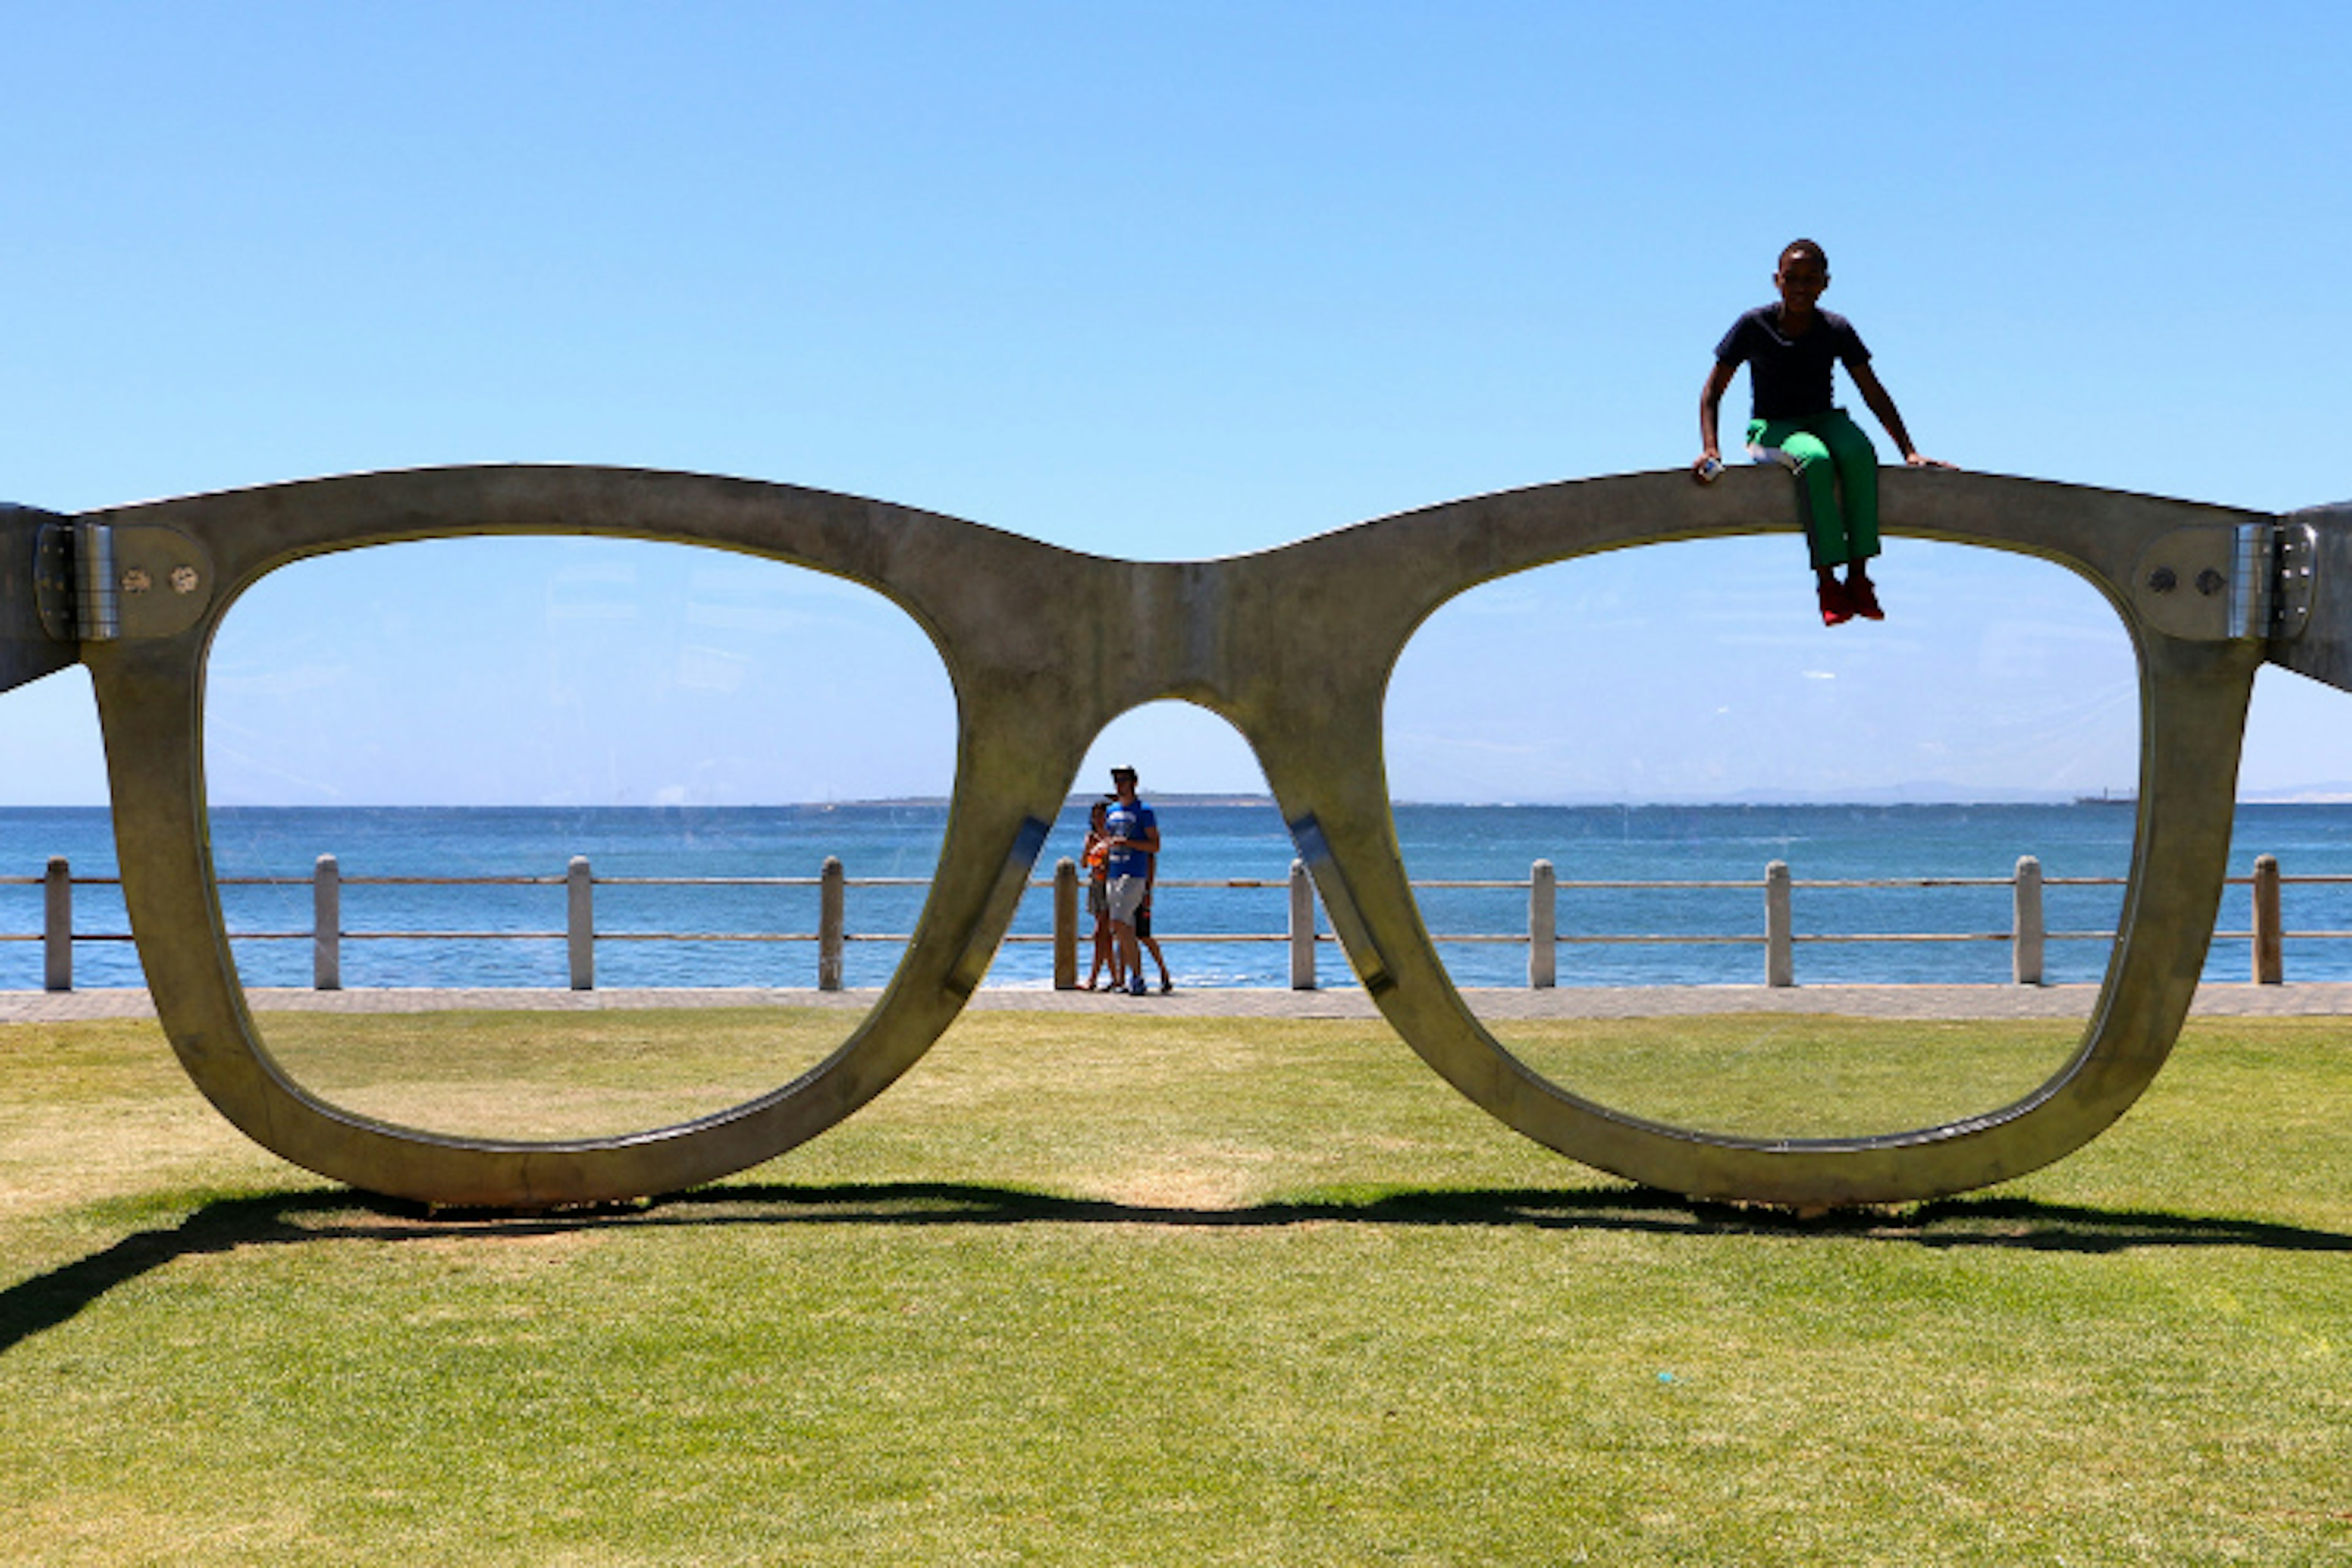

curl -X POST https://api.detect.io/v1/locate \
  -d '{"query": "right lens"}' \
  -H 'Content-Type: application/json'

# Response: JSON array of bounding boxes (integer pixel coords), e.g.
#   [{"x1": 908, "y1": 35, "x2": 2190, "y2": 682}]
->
[
  {"x1": 1384, "y1": 536, "x2": 2139, "y2": 1140},
  {"x1": 201, "y1": 535, "x2": 956, "y2": 1144}
]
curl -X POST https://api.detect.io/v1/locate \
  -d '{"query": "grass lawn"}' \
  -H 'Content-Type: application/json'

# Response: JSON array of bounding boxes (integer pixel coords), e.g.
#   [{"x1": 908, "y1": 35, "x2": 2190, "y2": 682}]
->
[{"x1": 1, "y1": 1006, "x2": 2346, "y2": 1564}]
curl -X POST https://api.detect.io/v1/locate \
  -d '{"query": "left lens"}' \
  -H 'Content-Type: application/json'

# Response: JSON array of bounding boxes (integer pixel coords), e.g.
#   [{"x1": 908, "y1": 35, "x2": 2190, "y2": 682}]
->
[{"x1": 202, "y1": 535, "x2": 957, "y2": 1143}]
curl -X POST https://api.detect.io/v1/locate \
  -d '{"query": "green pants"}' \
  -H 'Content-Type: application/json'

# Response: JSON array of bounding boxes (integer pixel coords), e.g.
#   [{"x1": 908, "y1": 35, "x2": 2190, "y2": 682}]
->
[{"x1": 1746, "y1": 409, "x2": 1880, "y2": 570}]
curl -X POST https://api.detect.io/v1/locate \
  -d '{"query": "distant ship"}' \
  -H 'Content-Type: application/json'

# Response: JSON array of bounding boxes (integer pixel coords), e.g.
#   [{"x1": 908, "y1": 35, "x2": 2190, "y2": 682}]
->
[{"x1": 2073, "y1": 790, "x2": 2138, "y2": 806}]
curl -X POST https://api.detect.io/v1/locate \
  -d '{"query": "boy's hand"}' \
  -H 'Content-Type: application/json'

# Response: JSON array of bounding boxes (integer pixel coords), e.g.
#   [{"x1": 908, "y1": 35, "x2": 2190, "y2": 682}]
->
[
  {"x1": 1904, "y1": 452, "x2": 1958, "y2": 470},
  {"x1": 1692, "y1": 450, "x2": 1724, "y2": 483}
]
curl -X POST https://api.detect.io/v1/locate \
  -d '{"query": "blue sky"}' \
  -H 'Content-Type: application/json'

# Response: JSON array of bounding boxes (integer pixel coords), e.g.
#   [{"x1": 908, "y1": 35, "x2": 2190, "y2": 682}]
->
[{"x1": 6, "y1": 2, "x2": 2350, "y2": 805}]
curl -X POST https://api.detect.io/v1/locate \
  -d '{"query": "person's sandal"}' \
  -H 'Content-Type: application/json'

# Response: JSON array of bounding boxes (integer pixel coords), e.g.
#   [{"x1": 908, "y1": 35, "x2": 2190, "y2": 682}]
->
[
  {"x1": 1817, "y1": 579, "x2": 1855, "y2": 626},
  {"x1": 1845, "y1": 576, "x2": 1884, "y2": 620}
]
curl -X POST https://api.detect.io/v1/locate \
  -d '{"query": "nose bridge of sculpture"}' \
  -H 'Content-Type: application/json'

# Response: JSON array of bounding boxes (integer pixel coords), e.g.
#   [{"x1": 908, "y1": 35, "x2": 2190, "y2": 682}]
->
[
  {"x1": 1092, "y1": 556, "x2": 1253, "y2": 717},
  {"x1": 1045, "y1": 550, "x2": 1408, "y2": 803}
]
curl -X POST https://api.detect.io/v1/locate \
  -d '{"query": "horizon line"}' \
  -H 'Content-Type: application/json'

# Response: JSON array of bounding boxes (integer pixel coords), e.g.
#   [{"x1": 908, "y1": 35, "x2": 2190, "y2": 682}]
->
[{"x1": 15, "y1": 793, "x2": 2352, "y2": 812}]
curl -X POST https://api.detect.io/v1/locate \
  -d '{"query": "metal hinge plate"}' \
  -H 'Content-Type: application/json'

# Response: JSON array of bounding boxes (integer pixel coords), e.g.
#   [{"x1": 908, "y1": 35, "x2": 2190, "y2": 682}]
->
[
  {"x1": 2130, "y1": 521, "x2": 2312, "y2": 644},
  {"x1": 34, "y1": 521, "x2": 214, "y2": 643},
  {"x1": 2272, "y1": 522, "x2": 2315, "y2": 643}
]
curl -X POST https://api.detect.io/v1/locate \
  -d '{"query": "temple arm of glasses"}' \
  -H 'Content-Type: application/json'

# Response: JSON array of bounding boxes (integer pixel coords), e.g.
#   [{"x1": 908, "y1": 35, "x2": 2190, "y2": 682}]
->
[
  {"x1": 2266, "y1": 502, "x2": 2352, "y2": 692},
  {"x1": 0, "y1": 504, "x2": 80, "y2": 695}
]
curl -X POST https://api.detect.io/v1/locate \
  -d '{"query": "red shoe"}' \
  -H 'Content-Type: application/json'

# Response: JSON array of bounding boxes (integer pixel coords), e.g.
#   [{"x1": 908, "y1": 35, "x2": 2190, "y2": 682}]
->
[
  {"x1": 1817, "y1": 579, "x2": 1854, "y2": 626},
  {"x1": 1845, "y1": 576, "x2": 1884, "y2": 620}
]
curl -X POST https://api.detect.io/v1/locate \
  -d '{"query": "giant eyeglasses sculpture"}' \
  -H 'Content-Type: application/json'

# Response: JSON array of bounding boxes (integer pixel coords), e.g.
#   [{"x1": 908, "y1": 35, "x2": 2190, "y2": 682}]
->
[{"x1": 4, "y1": 466, "x2": 2346, "y2": 1210}]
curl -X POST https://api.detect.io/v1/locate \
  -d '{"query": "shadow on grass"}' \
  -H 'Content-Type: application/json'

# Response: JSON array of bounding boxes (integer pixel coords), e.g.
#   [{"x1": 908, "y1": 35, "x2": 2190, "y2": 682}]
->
[{"x1": 5, "y1": 1183, "x2": 2347, "y2": 1356}]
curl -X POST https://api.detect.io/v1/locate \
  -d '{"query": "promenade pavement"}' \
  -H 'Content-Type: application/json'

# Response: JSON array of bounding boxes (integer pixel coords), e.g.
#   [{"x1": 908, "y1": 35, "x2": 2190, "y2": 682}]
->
[{"x1": 9, "y1": 982, "x2": 2352, "y2": 1025}]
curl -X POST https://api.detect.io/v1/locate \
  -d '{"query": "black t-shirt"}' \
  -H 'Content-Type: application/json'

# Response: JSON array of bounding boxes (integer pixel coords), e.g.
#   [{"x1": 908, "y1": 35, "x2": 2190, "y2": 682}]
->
[{"x1": 1714, "y1": 305, "x2": 1871, "y2": 421}]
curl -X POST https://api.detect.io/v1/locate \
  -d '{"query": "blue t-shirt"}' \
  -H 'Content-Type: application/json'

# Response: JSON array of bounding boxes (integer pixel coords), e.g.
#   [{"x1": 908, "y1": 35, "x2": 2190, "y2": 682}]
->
[
  {"x1": 1715, "y1": 305, "x2": 1871, "y2": 421},
  {"x1": 1103, "y1": 799, "x2": 1156, "y2": 878}
]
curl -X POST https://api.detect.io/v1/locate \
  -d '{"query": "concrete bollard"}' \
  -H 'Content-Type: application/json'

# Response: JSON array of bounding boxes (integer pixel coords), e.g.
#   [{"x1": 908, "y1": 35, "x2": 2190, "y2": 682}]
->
[
  {"x1": 1288, "y1": 859, "x2": 1317, "y2": 990},
  {"x1": 43, "y1": 856, "x2": 70, "y2": 993},
  {"x1": 1052, "y1": 857, "x2": 1079, "y2": 990},
  {"x1": 1765, "y1": 860, "x2": 1793, "y2": 988},
  {"x1": 2253, "y1": 854, "x2": 2283, "y2": 984},
  {"x1": 819, "y1": 856, "x2": 846, "y2": 991},
  {"x1": 314, "y1": 854, "x2": 342, "y2": 990},
  {"x1": 1529, "y1": 859, "x2": 1556, "y2": 989},
  {"x1": 2012, "y1": 855, "x2": 2044, "y2": 986},
  {"x1": 567, "y1": 856, "x2": 594, "y2": 990}
]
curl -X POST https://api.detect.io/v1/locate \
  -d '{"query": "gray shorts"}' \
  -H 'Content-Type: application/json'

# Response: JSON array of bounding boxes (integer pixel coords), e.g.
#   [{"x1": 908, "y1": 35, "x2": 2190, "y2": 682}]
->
[
  {"x1": 1107, "y1": 873, "x2": 1148, "y2": 925},
  {"x1": 1089, "y1": 879, "x2": 1109, "y2": 921}
]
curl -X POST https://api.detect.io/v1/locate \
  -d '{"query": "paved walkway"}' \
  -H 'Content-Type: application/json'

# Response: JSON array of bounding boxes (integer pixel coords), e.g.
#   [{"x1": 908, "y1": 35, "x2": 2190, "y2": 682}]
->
[{"x1": 9, "y1": 982, "x2": 2352, "y2": 1024}]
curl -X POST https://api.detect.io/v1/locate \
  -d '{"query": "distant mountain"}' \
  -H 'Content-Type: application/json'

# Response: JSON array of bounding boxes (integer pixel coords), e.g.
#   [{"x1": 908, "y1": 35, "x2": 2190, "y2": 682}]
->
[
  {"x1": 811, "y1": 785, "x2": 2352, "y2": 810},
  {"x1": 1064, "y1": 791, "x2": 1280, "y2": 809}
]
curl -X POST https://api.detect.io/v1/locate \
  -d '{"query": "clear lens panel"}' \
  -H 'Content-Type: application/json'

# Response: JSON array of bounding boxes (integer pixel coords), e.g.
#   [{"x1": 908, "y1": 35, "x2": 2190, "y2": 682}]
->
[
  {"x1": 1384, "y1": 537, "x2": 2138, "y2": 1140},
  {"x1": 203, "y1": 537, "x2": 956, "y2": 1142}
]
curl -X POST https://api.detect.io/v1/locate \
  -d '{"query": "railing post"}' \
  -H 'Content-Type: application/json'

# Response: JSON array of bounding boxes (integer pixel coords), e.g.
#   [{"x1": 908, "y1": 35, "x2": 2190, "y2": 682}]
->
[
  {"x1": 1052, "y1": 857, "x2": 1079, "y2": 990},
  {"x1": 314, "y1": 854, "x2": 342, "y2": 991},
  {"x1": 2253, "y1": 854, "x2": 2283, "y2": 985},
  {"x1": 1288, "y1": 858, "x2": 1317, "y2": 990},
  {"x1": 43, "y1": 856, "x2": 70, "y2": 992},
  {"x1": 818, "y1": 856, "x2": 845, "y2": 991},
  {"x1": 1528, "y1": 859, "x2": 1556, "y2": 989},
  {"x1": 1764, "y1": 860, "x2": 1793, "y2": 988},
  {"x1": 567, "y1": 855, "x2": 594, "y2": 990},
  {"x1": 2011, "y1": 854, "x2": 2044, "y2": 986}
]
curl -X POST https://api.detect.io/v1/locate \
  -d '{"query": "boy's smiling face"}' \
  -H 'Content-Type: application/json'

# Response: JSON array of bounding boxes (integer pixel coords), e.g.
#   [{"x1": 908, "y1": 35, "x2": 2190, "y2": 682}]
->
[{"x1": 1773, "y1": 250, "x2": 1830, "y2": 315}]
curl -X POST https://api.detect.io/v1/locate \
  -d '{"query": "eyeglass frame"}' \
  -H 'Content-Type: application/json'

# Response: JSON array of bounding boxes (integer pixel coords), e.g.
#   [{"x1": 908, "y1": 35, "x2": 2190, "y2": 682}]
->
[{"x1": 5, "y1": 464, "x2": 2345, "y2": 1210}]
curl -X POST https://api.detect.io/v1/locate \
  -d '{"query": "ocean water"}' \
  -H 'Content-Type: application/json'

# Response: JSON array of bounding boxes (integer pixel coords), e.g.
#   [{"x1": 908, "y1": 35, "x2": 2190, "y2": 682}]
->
[{"x1": 5, "y1": 801, "x2": 2350, "y2": 991}]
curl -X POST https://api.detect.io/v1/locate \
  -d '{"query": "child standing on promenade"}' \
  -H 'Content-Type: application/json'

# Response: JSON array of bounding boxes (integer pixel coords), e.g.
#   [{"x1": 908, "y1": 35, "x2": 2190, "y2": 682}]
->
[
  {"x1": 1082, "y1": 798, "x2": 1125, "y2": 992},
  {"x1": 1695, "y1": 238, "x2": 1952, "y2": 625}
]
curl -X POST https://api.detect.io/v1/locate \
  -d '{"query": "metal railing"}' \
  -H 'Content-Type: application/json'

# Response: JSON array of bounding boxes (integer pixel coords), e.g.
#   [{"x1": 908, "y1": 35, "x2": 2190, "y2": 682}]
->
[{"x1": 2, "y1": 851, "x2": 2331, "y2": 994}]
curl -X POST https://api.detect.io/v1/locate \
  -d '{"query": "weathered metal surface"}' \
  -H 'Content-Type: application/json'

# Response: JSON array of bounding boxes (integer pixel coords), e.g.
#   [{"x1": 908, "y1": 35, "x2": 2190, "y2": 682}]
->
[
  {"x1": 17, "y1": 462, "x2": 2348, "y2": 1207},
  {"x1": 2272, "y1": 502, "x2": 2352, "y2": 690},
  {"x1": 0, "y1": 505, "x2": 77, "y2": 692}
]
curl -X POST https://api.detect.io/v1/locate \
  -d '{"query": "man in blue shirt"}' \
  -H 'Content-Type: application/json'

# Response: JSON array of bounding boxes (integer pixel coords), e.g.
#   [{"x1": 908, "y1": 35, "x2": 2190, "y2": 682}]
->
[{"x1": 1102, "y1": 765, "x2": 1161, "y2": 997}]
